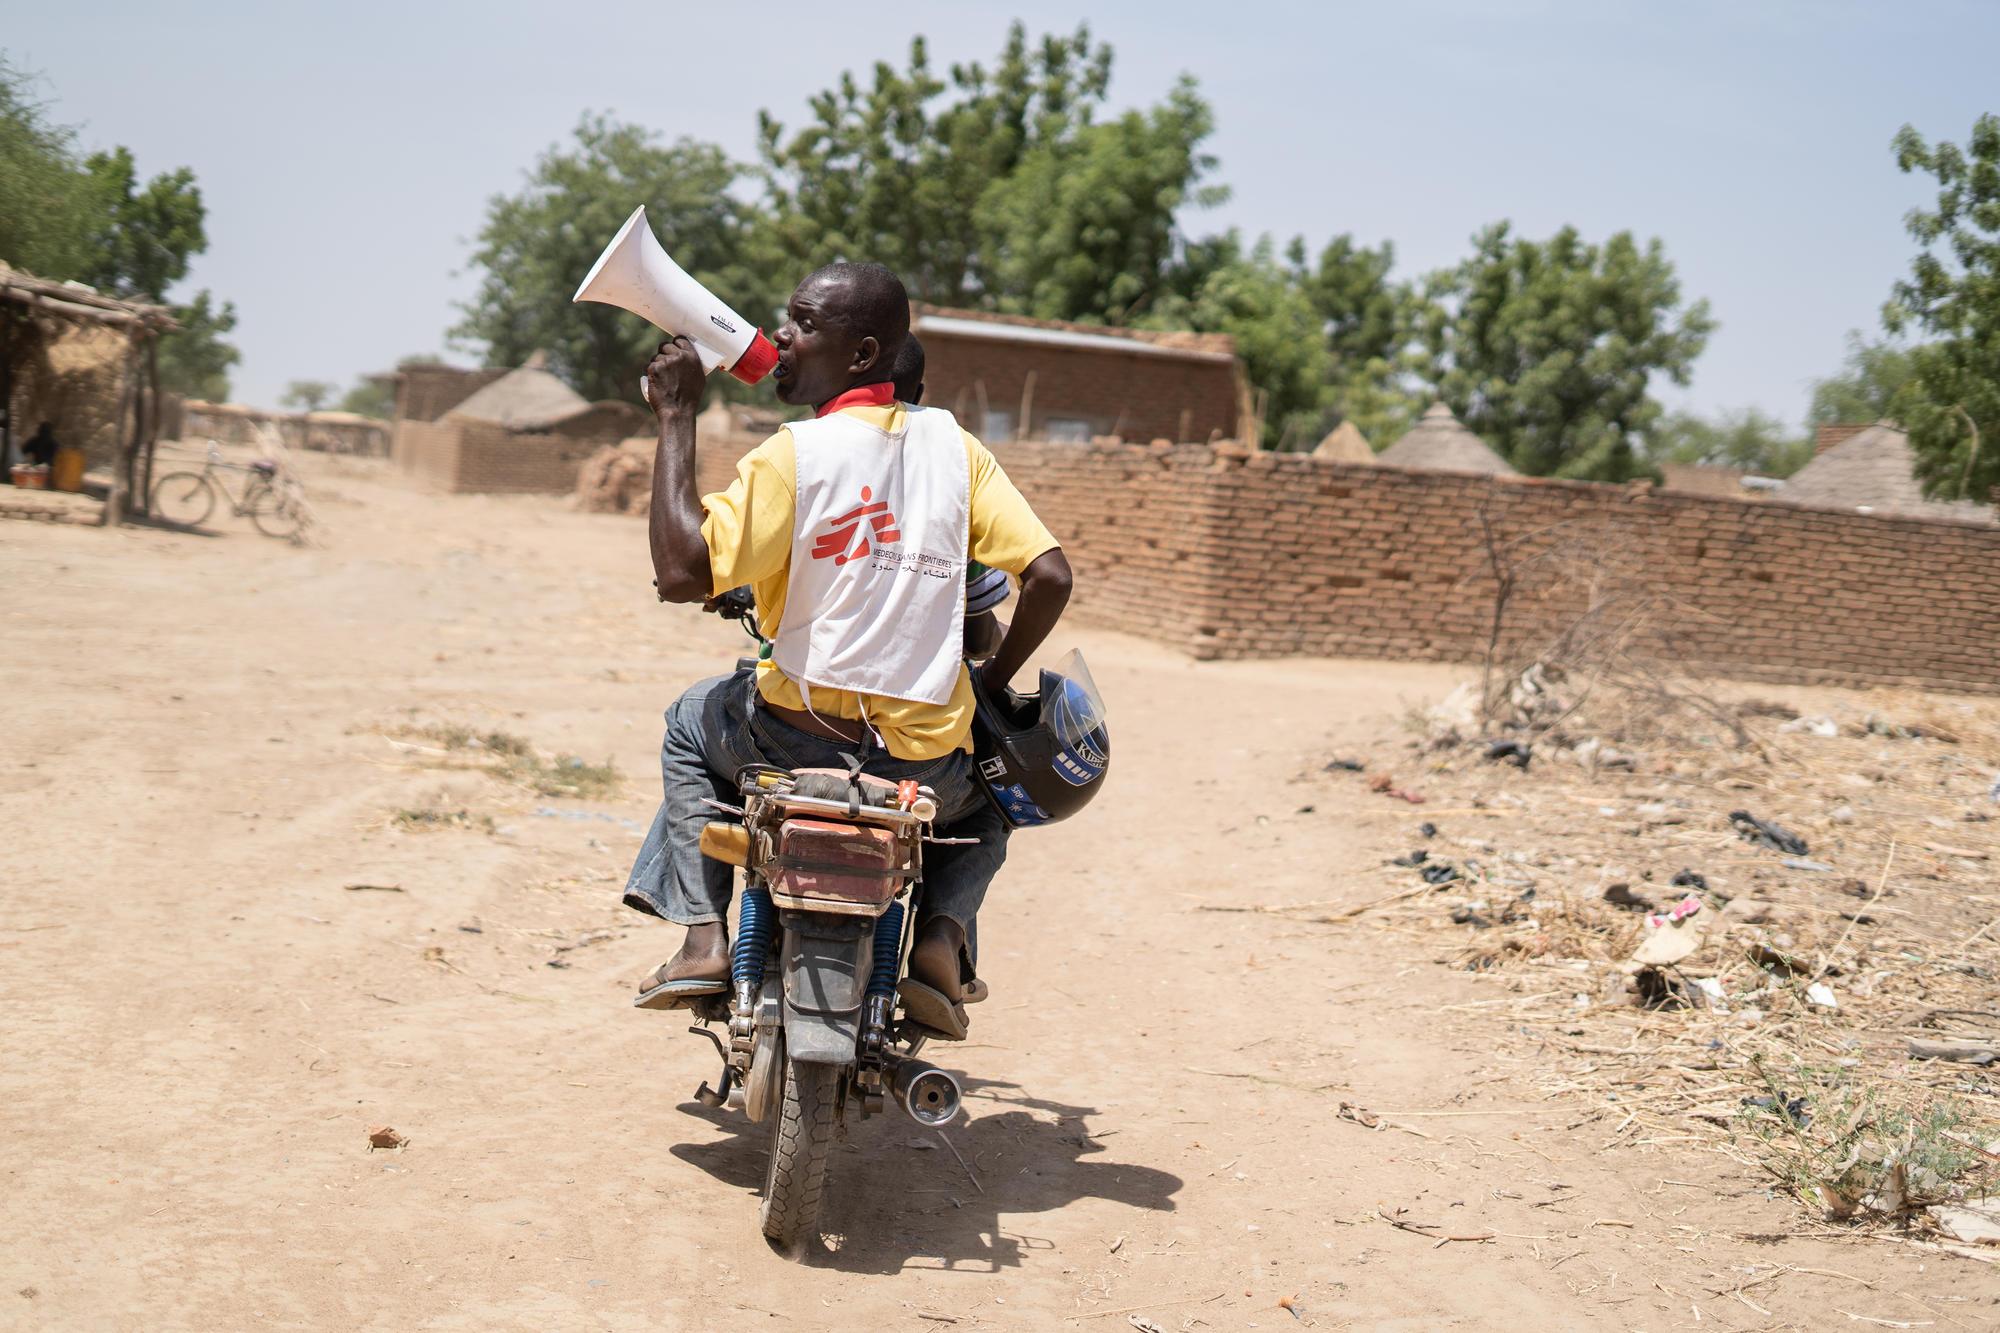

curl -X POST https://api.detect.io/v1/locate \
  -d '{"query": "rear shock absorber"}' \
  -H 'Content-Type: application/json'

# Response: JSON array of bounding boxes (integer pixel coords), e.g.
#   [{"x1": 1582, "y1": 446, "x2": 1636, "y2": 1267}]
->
[
  {"x1": 867, "y1": 900, "x2": 905, "y2": 1000},
  {"x1": 732, "y1": 883, "x2": 774, "y2": 1014}
]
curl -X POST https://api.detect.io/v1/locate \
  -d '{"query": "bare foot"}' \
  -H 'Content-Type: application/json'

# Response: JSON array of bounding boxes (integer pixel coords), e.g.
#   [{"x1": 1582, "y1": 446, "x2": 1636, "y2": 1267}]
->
[
  {"x1": 638, "y1": 921, "x2": 729, "y2": 991},
  {"x1": 908, "y1": 918, "x2": 966, "y2": 1002}
]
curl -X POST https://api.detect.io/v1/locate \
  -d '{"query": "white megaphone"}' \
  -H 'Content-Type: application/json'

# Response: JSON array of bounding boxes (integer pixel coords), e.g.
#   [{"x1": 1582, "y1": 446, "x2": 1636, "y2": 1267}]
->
[{"x1": 572, "y1": 205, "x2": 778, "y2": 386}]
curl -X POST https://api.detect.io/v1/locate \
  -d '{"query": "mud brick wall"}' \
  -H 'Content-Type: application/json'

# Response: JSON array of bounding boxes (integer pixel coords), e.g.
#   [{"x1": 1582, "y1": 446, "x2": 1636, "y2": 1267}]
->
[
  {"x1": 920, "y1": 333, "x2": 1245, "y2": 444},
  {"x1": 394, "y1": 366, "x2": 506, "y2": 424},
  {"x1": 1002, "y1": 446, "x2": 2000, "y2": 694},
  {"x1": 391, "y1": 419, "x2": 462, "y2": 491},
  {"x1": 608, "y1": 432, "x2": 2000, "y2": 693}
]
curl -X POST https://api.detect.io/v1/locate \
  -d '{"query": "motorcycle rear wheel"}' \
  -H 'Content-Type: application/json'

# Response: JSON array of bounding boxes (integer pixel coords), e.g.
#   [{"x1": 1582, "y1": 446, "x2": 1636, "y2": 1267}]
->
[{"x1": 759, "y1": 1057, "x2": 839, "y2": 1249}]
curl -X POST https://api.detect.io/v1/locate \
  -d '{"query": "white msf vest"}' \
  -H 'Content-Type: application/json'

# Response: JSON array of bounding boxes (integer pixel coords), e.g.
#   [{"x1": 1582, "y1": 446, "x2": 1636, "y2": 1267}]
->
[{"x1": 773, "y1": 405, "x2": 970, "y2": 707}]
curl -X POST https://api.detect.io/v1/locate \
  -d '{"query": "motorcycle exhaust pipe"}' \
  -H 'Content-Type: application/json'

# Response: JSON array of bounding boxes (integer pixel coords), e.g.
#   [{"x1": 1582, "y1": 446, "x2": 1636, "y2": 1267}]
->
[{"x1": 890, "y1": 1058, "x2": 961, "y2": 1126}]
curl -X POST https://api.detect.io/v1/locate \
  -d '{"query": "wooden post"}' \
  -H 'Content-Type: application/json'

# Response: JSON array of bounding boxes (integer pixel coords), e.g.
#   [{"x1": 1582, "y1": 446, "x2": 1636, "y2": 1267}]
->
[
  {"x1": 139, "y1": 335, "x2": 161, "y2": 513},
  {"x1": 104, "y1": 336, "x2": 141, "y2": 526},
  {"x1": 1016, "y1": 370, "x2": 1036, "y2": 443}
]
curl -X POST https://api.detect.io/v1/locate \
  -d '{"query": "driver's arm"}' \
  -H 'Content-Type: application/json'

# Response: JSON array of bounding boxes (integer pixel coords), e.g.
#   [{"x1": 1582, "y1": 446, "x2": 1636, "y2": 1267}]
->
[
  {"x1": 979, "y1": 549, "x2": 1071, "y2": 690},
  {"x1": 644, "y1": 337, "x2": 712, "y2": 603}
]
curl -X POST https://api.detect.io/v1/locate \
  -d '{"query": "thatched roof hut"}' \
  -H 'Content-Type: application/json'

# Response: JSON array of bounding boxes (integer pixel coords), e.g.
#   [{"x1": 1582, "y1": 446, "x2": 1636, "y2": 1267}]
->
[
  {"x1": 1780, "y1": 422, "x2": 1994, "y2": 524},
  {"x1": 1312, "y1": 420, "x2": 1373, "y2": 463},
  {"x1": 1378, "y1": 402, "x2": 1515, "y2": 475},
  {"x1": 447, "y1": 352, "x2": 595, "y2": 431}
]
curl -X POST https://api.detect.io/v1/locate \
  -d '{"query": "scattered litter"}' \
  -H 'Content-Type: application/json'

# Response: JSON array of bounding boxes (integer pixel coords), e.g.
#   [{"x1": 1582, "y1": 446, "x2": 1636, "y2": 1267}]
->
[
  {"x1": 1730, "y1": 810, "x2": 1809, "y2": 856},
  {"x1": 1127, "y1": 1316, "x2": 1165, "y2": 1333},
  {"x1": 1670, "y1": 868, "x2": 1709, "y2": 891},
  {"x1": 1805, "y1": 981, "x2": 1839, "y2": 1008},
  {"x1": 1643, "y1": 895, "x2": 1702, "y2": 930},
  {"x1": 1450, "y1": 906, "x2": 1492, "y2": 929},
  {"x1": 457, "y1": 921, "x2": 483, "y2": 934},
  {"x1": 1367, "y1": 773, "x2": 1427, "y2": 804},
  {"x1": 1632, "y1": 896, "x2": 1706, "y2": 967},
  {"x1": 1692, "y1": 976, "x2": 1727, "y2": 1004},
  {"x1": 1780, "y1": 715, "x2": 1839, "y2": 738},
  {"x1": 1748, "y1": 942, "x2": 1808, "y2": 977},
  {"x1": 1741, "y1": 1094, "x2": 1810, "y2": 1128},
  {"x1": 1484, "y1": 739, "x2": 1533, "y2": 769},
  {"x1": 1324, "y1": 758, "x2": 1364, "y2": 772},
  {"x1": 1784, "y1": 857, "x2": 1836, "y2": 873},
  {"x1": 1929, "y1": 1197, "x2": 2000, "y2": 1245},
  {"x1": 1603, "y1": 883, "x2": 1653, "y2": 912},
  {"x1": 343, "y1": 883, "x2": 405, "y2": 893},
  {"x1": 1389, "y1": 849, "x2": 1429, "y2": 867},
  {"x1": 368, "y1": 1126, "x2": 407, "y2": 1150},
  {"x1": 1829, "y1": 804, "x2": 1856, "y2": 824},
  {"x1": 1907, "y1": 1038, "x2": 1999, "y2": 1066},
  {"x1": 1418, "y1": 822, "x2": 1438, "y2": 839},
  {"x1": 1277, "y1": 1293, "x2": 1304, "y2": 1321},
  {"x1": 1420, "y1": 863, "x2": 1460, "y2": 886}
]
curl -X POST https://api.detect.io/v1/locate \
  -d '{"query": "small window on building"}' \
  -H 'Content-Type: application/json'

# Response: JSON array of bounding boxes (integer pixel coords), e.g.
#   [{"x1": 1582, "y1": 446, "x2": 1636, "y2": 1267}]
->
[
  {"x1": 1044, "y1": 417, "x2": 1092, "y2": 444},
  {"x1": 981, "y1": 410, "x2": 1015, "y2": 444}
]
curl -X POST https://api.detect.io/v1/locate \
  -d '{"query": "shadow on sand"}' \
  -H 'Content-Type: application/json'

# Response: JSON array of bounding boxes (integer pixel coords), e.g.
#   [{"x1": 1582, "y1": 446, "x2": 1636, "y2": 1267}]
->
[{"x1": 669, "y1": 1070, "x2": 1182, "y2": 1274}]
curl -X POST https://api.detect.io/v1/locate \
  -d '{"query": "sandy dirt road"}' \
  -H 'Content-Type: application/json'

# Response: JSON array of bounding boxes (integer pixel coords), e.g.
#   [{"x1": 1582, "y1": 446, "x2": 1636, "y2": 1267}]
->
[{"x1": 2, "y1": 449, "x2": 1990, "y2": 1331}]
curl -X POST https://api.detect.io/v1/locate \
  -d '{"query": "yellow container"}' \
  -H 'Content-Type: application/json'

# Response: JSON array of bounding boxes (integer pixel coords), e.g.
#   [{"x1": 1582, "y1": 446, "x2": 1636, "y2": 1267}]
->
[{"x1": 51, "y1": 447, "x2": 86, "y2": 493}]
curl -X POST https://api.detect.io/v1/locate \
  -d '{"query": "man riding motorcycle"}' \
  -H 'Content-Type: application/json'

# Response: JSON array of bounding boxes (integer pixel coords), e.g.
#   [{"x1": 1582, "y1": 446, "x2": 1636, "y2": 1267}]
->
[{"x1": 622, "y1": 260, "x2": 1076, "y2": 1036}]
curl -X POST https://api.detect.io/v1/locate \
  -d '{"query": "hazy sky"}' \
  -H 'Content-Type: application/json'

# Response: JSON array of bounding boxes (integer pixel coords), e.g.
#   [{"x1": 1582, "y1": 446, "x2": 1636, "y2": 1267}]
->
[{"x1": 8, "y1": 1, "x2": 1995, "y2": 420}]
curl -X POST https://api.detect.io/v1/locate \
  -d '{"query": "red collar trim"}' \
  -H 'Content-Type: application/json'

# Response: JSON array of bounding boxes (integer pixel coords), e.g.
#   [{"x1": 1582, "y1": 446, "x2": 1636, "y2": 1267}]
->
[{"x1": 814, "y1": 382, "x2": 896, "y2": 418}]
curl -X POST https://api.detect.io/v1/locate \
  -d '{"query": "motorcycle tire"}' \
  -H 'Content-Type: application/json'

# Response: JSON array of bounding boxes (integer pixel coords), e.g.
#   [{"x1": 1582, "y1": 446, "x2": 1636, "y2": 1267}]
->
[{"x1": 759, "y1": 1057, "x2": 839, "y2": 1249}]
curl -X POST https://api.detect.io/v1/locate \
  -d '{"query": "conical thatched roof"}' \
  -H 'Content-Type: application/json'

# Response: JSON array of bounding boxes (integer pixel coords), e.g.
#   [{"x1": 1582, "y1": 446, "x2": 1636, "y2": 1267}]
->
[
  {"x1": 1781, "y1": 422, "x2": 1995, "y2": 525},
  {"x1": 447, "y1": 353, "x2": 591, "y2": 431},
  {"x1": 1378, "y1": 402, "x2": 1515, "y2": 475},
  {"x1": 1313, "y1": 420, "x2": 1374, "y2": 463}
]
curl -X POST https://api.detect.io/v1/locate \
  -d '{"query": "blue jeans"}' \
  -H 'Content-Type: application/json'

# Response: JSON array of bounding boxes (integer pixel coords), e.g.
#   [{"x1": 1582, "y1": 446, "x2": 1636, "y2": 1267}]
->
[{"x1": 622, "y1": 669, "x2": 1009, "y2": 960}]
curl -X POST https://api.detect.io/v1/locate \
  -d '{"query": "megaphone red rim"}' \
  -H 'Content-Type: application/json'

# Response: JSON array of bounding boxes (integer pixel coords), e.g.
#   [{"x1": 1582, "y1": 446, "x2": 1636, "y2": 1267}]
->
[{"x1": 728, "y1": 330, "x2": 779, "y2": 385}]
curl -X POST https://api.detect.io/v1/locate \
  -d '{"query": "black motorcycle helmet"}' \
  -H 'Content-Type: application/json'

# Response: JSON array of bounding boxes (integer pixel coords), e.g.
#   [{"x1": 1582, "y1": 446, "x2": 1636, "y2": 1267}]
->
[{"x1": 970, "y1": 649, "x2": 1109, "y2": 827}]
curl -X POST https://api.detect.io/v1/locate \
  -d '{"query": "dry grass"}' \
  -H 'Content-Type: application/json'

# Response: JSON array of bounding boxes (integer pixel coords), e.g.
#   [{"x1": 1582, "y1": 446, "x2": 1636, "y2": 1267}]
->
[
  {"x1": 1325, "y1": 680, "x2": 2000, "y2": 1232},
  {"x1": 379, "y1": 722, "x2": 620, "y2": 800}
]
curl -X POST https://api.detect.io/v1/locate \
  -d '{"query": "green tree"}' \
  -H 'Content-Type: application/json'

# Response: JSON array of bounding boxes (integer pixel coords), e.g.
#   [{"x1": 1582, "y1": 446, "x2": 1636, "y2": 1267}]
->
[
  {"x1": 756, "y1": 24, "x2": 1116, "y2": 305},
  {"x1": 1653, "y1": 407, "x2": 1812, "y2": 477},
  {"x1": 0, "y1": 54, "x2": 96, "y2": 278},
  {"x1": 1806, "y1": 332, "x2": 1916, "y2": 428},
  {"x1": 1148, "y1": 232, "x2": 1327, "y2": 447},
  {"x1": 453, "y1": 115, "x2": 764, "y2": 404},
  {"x1": 337, "y1": 374, "x2": 394, "y2": 419},
  {"x1": 1883, "y1": 114, "x2": 2000, "y2": 505},
  {"x1": 1285, "y1": 233, "x2": 1425, "y2": 449},
  {"x1": 154, "y1": 289, "x2": 238, "y2": 400},
  {"x1": 1412, "y1": 223, "x2": 1714, "y2": 481},
  {"x1": 0, "y1": 57, "x2": 238, "y2": 401},
  {"x1": 76, "y1": 146, "x2": 206, "y2": 301},
  {"x1": 755, "y1": 24, "x2": 1220, "y2": 324},
  {"x1": 981, "y1": 78, "x2": 1223, "y2": 323},
  {"x1": 280, "y1": 379, "x2": 335, "y2": 412}
]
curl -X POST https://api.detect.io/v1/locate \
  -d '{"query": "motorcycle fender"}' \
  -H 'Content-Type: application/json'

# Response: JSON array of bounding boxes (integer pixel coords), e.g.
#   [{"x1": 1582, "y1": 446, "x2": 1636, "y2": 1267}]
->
[{"x1": 778, "y1": 910, "x2": 874, "y2": 1066}]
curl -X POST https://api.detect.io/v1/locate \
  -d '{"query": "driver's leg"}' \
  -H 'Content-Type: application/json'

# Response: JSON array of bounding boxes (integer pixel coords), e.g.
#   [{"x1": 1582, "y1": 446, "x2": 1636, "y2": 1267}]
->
[
  {"x1": 909, "y1": 798, "x2": 1010, "y2": 1000},
  {"x1": 624, "y1": 670, "x2": 758, "y2": 988}
]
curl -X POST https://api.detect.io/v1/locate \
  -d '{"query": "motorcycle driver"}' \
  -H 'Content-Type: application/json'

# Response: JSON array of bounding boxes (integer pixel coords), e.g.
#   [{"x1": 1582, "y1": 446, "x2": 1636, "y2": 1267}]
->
[{"x1": 624, "y1": 260, "x2": 1074, "y2": 1035}]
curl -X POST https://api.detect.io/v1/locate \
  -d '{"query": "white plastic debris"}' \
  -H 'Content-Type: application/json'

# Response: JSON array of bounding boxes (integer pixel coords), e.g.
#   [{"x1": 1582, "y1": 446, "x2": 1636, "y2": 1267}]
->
[{"x1": 1805, "y1": 982, "x2": 1838, "y2": 1008}]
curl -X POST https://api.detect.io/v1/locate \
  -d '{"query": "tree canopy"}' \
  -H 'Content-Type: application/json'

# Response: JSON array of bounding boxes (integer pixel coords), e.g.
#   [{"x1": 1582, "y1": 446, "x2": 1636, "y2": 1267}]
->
[
  {"x1": 1653, "y1": 407, "x2": 1811, "y2": 478},
  {"x1": 0, "y1": 54, "x2": 238, "y2": 399},
  {"x1": 1412, "y1": 224, "x2": 1715, "y2": 480},
  {"x1": 452, "y1": 25, "x2": 1733, "y2": 470},
  {"x1": 451, "y1": 115, "x2": 764, "y2": 404},
  {"x1": 1883, "y1": 114, "x2": 2000, "y2": 505}
]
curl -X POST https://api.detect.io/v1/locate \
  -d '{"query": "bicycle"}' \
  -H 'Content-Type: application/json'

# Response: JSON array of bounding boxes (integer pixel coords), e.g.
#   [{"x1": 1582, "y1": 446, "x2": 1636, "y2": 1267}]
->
[{"x1": 150, "y1": 442, "x2": 308, "y2": 540}]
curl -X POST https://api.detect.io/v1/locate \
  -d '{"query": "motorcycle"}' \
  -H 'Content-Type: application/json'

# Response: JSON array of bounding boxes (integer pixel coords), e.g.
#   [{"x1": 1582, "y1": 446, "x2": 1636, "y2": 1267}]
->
[{"x1": 644, "y1": 588, "x2": 984, "y2": 1249}]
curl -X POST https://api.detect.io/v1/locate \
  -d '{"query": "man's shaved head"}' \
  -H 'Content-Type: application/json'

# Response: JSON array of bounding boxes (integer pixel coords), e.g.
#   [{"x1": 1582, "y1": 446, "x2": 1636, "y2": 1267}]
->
[
  {"x1": 802, "y1": 262, "x2": 909, "y2": 368},
  {"x1": 771, "y1": 261, "x2": 912, "y2": 406}
]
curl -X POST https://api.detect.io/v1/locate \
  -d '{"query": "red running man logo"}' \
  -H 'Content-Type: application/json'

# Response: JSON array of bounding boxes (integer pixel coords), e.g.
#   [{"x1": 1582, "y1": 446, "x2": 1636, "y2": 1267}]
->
[{"x1": 809, "y1": 486, "x2": 901, "y2": 565}]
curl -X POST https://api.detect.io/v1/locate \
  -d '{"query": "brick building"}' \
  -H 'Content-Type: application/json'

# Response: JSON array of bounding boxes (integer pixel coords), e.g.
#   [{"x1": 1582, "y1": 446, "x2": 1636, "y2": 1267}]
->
[
  {"x1": 909, "y1": 304, "x2": 1250, "y2": 445},
  {"x1": 389, "y1": 353, "x2": 646, "y2": 494}
]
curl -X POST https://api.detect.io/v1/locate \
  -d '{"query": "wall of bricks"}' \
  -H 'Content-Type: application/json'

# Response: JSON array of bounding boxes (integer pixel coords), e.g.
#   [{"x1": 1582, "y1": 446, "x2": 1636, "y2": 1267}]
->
[
  {"x1": 395, "y1": 366, "x2": 506, "y2": 423},
  {"x1": 587, "y1": 430, "x2": 2000, "y2": 694}
]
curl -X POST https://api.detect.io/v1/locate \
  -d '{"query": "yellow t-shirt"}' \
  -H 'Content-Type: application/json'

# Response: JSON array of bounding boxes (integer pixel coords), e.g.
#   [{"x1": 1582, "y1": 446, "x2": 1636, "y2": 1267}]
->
[{"x1": 700, "y1": 402, "x2": 1060, "y2": 759}]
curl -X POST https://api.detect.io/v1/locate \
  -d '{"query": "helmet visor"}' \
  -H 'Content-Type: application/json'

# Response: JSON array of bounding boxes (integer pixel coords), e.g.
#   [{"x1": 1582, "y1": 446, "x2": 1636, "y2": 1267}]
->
[{"x1": 1043, "y1": 649, "x2": 1108, "y2": 784}]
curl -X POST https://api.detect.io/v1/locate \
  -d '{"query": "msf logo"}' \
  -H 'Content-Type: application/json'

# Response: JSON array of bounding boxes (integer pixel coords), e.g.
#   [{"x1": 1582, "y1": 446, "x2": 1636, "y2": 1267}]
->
[{"x1": 810, "y1": 486, "x2": 901, "y2": 565}]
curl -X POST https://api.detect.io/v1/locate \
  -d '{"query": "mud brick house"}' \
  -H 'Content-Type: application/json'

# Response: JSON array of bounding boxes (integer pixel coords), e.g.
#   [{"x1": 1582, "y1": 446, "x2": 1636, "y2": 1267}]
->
[
  {"x1": 909, "y1": 304, "x2": 1251, "y2": 444},
  {"x1": 390, "y1": 353, "x2": 647, "y2": 494}
]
